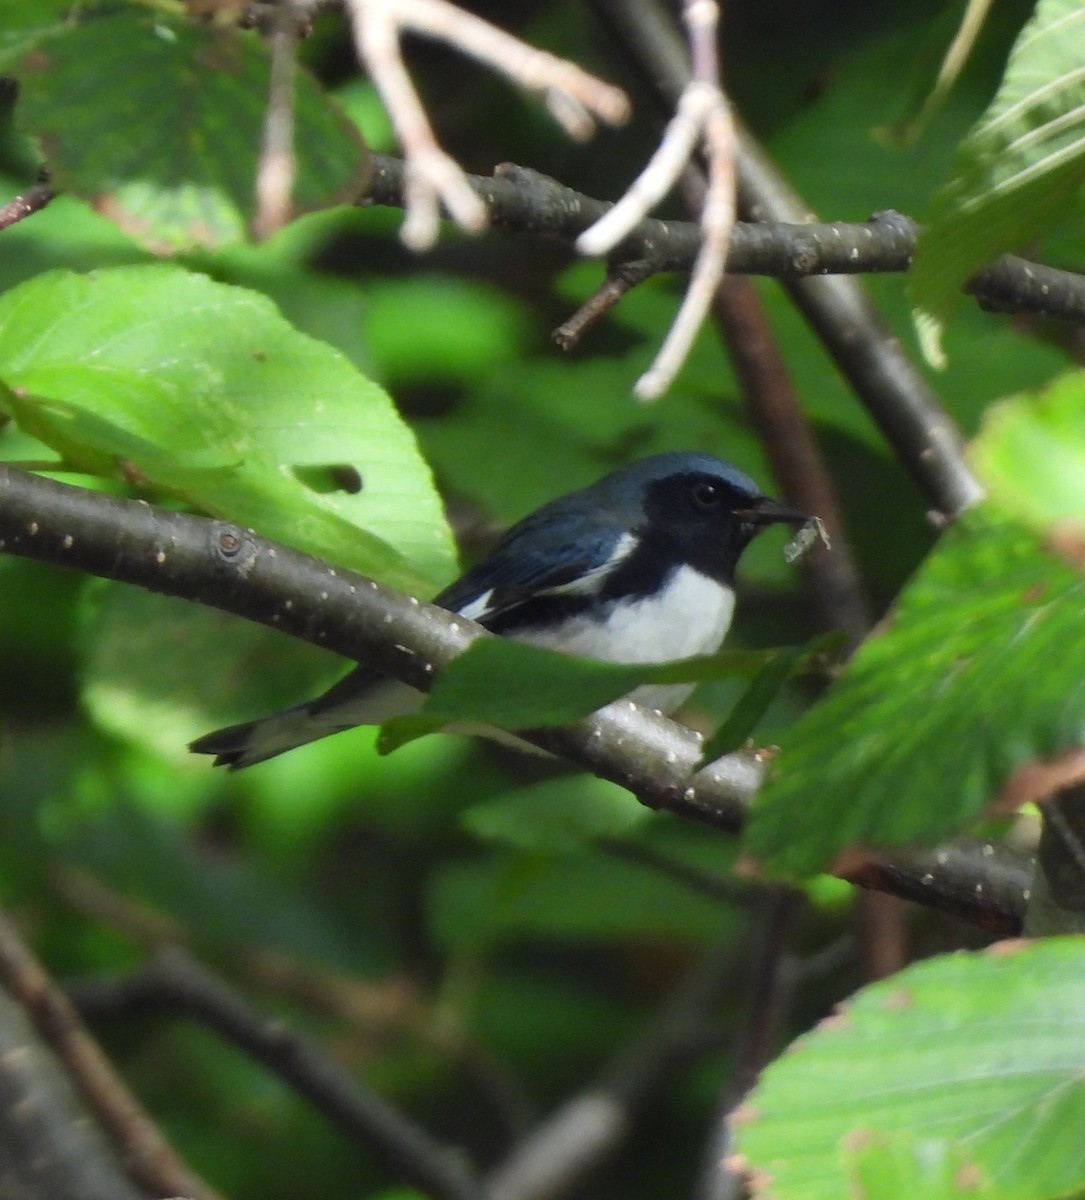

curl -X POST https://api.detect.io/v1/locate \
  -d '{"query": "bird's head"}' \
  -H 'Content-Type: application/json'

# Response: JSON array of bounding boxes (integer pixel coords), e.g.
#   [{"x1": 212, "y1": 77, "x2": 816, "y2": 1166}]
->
[{"x1": 594, "y1": 452, "x2": 811, "y2": 583}]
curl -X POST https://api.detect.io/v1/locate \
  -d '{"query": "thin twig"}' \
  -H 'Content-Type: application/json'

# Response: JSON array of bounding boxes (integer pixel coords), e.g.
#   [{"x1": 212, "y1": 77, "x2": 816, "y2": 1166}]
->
[
  {"x1": 634, "y1": 1, "x2": 735, "y2": 401},
  {"x1": 0, "y1": 180, "x2": 57, "y2": 231},
  {"x1": 577, "y1": 83, "x2": 717, "y2": 257},
  {"x1": 0, "y1": 909, "x2": 221, "y2": 1200},
  {"x1": 391, "y1": 0, "x2": 628, "y2": 134},
  {"x1": 52, "y1": 863, "x2": 536, "y2": 1144},
  {"x1": 253, "y1": 0, "x2": 300, "y2": 239},
  {"x1": 576, "y1": 0, "x2": 736, "y2": 400},
  {"x1": 349, "y1": 0, "x2": 485, "y2": 247},
  {"x1": 71, "y1": 948, "x2": 486, "y2": 1200},
  {"x1": 586, "y1": 0, "x2": 984, "y2": 517},
  {"x1": 897, "y1": 0, "x2": 995, "y2": 141},
  {"x1": 344, "y1": 0, "x2": 627, "y2": 249},
  {"x1": 710, "y1": 274, "x2": 870, "y2": 646},
  {"x1": 552, "y1": 260, "x2": 653, "y2": 350},
  {"x1": 635, "y1": 101, "x2": 734, "y2": 401}
]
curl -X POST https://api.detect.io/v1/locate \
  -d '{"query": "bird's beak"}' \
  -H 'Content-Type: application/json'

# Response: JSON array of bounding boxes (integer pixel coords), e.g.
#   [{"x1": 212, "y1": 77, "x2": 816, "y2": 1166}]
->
[{"x1": 733, "y1": 497, "x2": 812, "y2": 527}]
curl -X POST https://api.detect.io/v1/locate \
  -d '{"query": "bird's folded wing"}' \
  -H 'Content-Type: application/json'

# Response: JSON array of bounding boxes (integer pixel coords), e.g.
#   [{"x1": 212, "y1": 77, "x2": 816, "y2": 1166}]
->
[{"x1": 435, "y1": 511, "x2": 633, "y2": 627}]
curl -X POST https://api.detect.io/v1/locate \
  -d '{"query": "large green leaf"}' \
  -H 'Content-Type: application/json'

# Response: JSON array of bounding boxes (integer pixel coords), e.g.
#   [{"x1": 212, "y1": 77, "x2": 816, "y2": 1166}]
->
[
  {"x1": 378, "y1": 637, "x2": 813, "y2": 753},
  {"x1": 745, "y1": 506, "x2": 1085, "y2": 876},
  {"x1": 11, "y1": 8, "x2": 369, "y2": 251},
  {"x1": 734, "y1": 939, "x2": 1085, "y2": 1200},
  {"x1": 0, "y1": 265, "x2": 456, "y2": 592},
  {"x1": 911, "y1": 0, "x2": 1085, "y2": 359}
]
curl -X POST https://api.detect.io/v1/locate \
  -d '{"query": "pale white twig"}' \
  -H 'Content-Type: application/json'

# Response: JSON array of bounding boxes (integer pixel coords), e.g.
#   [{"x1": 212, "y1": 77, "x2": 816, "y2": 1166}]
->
[
  {"x1": 253, "y1": 0, "x2": 299, "y2": 240},
  {"x1": 636, "y1": 100, "x2": 735, "y2": 401},
  {"x1": 391, "y1": 0, "x2": 630, "y2": 135},
  {"x1": 347, "y1": 0, "x2": 485, "y2": 249},
  {"x1": 344, "y1": 0, "x2": 629, "y2": 250},
  {"x1": 577, "y1": 0, "x2": 737, "y2": 401},
  {"x1": 904, "y1": 0, "x2": 994, "y2": 139},
  {"x1": 577, "y1": 81, "x2": 717, "y2": 257}
]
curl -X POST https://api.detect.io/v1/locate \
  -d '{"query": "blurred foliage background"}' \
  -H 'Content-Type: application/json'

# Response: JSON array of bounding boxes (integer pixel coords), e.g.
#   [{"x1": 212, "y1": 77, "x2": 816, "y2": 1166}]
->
[{"x1": 1, "y1": 1, "x2": 1082, "y2": 1198}]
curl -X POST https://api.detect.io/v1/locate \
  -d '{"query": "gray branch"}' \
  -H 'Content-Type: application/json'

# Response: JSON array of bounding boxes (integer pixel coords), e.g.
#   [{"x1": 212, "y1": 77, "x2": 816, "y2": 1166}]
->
[
  {"x1": 0, "y1": 990, "x2": 153, "y2": 1200},
  {"x1": 69, "y1": 948, "x2": 485, "y2": 1200},
  {"x1": 361, "y1": 156, "x2": 1085, "y2": 362},
  {"x1": 0, "y1": 464, "x2": 1031, "y2": 932}
]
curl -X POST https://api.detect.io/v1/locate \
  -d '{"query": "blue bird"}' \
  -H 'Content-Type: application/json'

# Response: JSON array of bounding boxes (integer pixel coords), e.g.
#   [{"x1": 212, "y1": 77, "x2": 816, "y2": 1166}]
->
[{"x1": 190, "y1": 451, "x2": 809, "y2": 768}]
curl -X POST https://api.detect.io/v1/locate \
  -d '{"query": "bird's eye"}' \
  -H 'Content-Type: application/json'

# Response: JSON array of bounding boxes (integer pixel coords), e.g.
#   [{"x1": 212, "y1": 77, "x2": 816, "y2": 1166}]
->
[{"x1": 691, "y1": 481, "x2": 722, "y2": 509}]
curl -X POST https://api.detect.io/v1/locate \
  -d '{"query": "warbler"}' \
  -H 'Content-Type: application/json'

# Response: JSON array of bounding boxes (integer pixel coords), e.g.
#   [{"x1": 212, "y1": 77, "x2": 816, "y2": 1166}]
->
[{"x1": 191, "y1": 451, "x2": 808, "y2": 768}]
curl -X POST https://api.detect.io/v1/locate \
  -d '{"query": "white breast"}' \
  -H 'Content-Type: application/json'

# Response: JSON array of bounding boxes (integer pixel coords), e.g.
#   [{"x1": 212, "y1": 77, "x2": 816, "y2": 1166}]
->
[{"x1": 513, "y1": 565, "x2": 736, "y2": 714}]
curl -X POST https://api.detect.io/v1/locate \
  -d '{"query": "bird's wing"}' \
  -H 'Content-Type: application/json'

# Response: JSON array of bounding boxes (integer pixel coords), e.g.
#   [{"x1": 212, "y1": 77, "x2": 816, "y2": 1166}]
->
[{"x1": 435, "y1": 509, "x2": 633, "y2": 628}]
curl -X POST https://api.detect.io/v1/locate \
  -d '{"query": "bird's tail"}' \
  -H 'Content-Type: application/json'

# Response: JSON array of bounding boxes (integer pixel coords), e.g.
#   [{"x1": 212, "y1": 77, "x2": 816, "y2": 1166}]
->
[
  {"x1": 190, "y1": 672, "x2": 423, "y2": 769},
  {"x1": 189, "y1": 704, "x2": 333, "y2": 769}
]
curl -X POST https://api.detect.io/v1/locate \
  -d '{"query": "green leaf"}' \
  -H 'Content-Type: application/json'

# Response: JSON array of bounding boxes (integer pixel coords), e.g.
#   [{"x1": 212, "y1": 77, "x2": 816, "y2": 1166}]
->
[
  {"x1": 378, "y1": 637, "x2": 799, "y2": 753},
  {"x1": 375, "y1": 636, "x2": 665, "y2": 752},
  {"x1": 745, "y1": 506, "x2": 1085, "y2": 877},
  {"x1": 698, "y1": 634, "x2": 842, "y2": 763},
  {"x1": 0, "y1": 265, "x2": 456, "y2": 593},
  {"x1": 845, "y1": 1134, "x2": 1006, "y2": 1200},
  {"x1": 910, "y1": 0, "x2": 1085, "y2": 360},
  {"x1": 12, "y1": 9, "x2": 369, "y2": 252},
  {"x1": 462, "y1": 777, "x2": 648, "y2": 854},
  {"x1": 735, "y1": 940, "x2": 1085, "y2": 1200},
  {"x1": 971, "y1": 370, "x2": 1085, "y2": 537},
  {"x1": 412, "y1": 639, "x2": 666, "y2": 726},
  {"x1": 0, "y1": 1, "x2": 72, "y2": 73}
]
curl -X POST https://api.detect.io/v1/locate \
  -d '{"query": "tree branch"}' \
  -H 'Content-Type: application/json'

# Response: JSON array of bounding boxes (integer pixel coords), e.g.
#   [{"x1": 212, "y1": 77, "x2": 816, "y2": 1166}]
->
[
  {"x1": 343, "y1": 0, "x2": 627, "y2": 248},
  {"x1": 0, "y1": 464, "x2": 1031, "y2": 932},
  {"x1": 252, "y1": 0, "x2": 301, "y2": 239},
  {"x1": 0, "y1": 988, "x2": 154, "y2": 1200},
  {"x1": 360, "y1": 156, "x2": 1085, "y2": 347},
  {"x1": 698, "y1": 888, "x2": 800, "y2": 1200},
  {"x1": 584, "y1": 0, "x2": 984, "y2": 517},
  {"x1": 0, "y1": 908, "x2": 219, "y2": 1200},
  {"x1": 8, "y1": 159, "x2": 1083, "y2": 339},
  {"x1": 69, "y1": 948, "x2": 485, "y2": 1200},
  {"x1": 363, "y1": 157, "x2": 917, "y2": 277},
  {"x1": 0, "y1": 178, "x2": 56, "y2": 231}
]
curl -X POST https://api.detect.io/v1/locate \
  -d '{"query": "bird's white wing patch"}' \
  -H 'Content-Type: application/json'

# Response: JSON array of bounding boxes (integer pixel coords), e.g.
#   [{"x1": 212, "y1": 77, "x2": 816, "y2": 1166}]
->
[
  {"x1": 458, "y1": 589, "x2": 494, "y2": 621},
  {"x1": 540, "y1": 531, "x2": 638, "y2": 596},
  {"x1": 453, "y1": 532, "x2": 638, "y2": 621}
]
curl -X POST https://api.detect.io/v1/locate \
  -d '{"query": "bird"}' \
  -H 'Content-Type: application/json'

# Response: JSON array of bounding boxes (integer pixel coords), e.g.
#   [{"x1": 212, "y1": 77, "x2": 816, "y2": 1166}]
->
[{"x1": 190, "y1": 451, "x2": 810, "y2": 769}]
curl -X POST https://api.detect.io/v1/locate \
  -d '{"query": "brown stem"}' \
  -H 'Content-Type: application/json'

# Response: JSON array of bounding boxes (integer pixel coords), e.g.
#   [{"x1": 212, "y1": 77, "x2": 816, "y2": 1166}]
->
[
  {"x1": 712, "y1": 274, "x2": 870, "y2": 646},
  {"x1": 0, "y1": 180, "x2": 57, "y2": 232}
]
